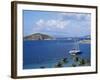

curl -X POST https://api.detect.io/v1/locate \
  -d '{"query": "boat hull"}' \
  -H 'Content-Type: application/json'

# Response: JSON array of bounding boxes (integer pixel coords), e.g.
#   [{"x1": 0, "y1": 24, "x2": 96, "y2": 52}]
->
[{"x1": 69, "y1": 50, "x2": 81, "y2": 55}]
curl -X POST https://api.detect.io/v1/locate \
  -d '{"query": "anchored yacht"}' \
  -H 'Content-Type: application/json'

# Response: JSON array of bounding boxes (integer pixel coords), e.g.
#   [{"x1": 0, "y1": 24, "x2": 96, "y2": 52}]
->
[{"x1": 69, "y1": 38, "x2": 81, "y2": 55}]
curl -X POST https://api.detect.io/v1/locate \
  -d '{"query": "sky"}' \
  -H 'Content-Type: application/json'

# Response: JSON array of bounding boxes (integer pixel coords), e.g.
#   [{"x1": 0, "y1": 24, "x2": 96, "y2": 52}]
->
[{"x1": 23, "y1": 10, "x2": 91, "y2": 37}]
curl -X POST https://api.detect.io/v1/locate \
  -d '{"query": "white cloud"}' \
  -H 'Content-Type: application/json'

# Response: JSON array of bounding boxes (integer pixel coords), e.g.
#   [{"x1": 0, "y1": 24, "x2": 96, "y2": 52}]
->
[
  {"x1": 35, "y1": 12, "x2": 90, "y2": 29},
  {"x1": 36, "y1": 18, "x2": 69, "y2": 30},
  {"x1": 36, "y1": 19, "x2": 44, "y2": 27},
  {"x1": 58, "y1": 12, "x2": 91, "y2": 21},
  {"x1": 33, "y1": 12, "x2": 91, "y2": 37},
  {"x1": 46, "y1": 20, "x2": 57, "y2": 27}
]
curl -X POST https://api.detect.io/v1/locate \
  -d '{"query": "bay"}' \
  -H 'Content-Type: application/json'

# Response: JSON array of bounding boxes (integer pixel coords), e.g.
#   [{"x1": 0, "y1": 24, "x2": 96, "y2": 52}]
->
[{"x1": 23, "y1": 40, "x2": 90, "y2": 69}]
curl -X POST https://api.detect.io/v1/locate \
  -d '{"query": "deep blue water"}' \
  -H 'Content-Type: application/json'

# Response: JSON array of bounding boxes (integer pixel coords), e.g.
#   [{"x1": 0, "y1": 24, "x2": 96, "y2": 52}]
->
[{"x1": 23, "y1": 40, "x2": 90, "y2": 69}]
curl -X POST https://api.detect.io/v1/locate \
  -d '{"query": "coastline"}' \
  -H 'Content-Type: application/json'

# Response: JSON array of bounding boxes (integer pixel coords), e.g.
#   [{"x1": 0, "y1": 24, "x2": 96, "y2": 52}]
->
[{"x1": 79, "y1": 40, "x2": 90, "y2": 44}]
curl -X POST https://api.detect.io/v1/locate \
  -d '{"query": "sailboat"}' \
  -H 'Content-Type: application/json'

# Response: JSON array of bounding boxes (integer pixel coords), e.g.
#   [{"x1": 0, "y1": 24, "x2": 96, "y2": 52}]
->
[{"x1": 69, "y1": 38, "x2": 81, "y2": 55}]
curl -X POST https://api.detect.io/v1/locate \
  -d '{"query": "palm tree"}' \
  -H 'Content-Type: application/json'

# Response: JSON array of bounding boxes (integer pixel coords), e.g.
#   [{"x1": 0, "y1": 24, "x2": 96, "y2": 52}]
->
[
  {"x1": 71, "y1": 63, "x2": 76, "y2": 67},
  {"x1": 55, "y1": 62, "x2": 63, "y2": 68},
  {"x1": 79, "y1": 58, "x2": 85, "y2": 66},
  {"x1": 62, "y1": 58, "x2": 68, "y2": 63},
  {"x1": 40, "y1": 66, "x2": 45, "y2": 68}
]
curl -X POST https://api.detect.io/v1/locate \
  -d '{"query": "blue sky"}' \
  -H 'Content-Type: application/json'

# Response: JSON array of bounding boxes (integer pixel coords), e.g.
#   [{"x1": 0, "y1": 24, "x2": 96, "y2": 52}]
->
[{"x1": 23, "y1": 10, "x2": 91, "y2": 37}]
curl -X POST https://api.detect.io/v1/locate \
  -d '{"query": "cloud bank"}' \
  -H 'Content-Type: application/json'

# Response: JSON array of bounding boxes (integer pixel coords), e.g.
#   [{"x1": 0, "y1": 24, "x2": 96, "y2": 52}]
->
[{"x1": 32, "y1": 12, "x2": 91, "y2": 37}]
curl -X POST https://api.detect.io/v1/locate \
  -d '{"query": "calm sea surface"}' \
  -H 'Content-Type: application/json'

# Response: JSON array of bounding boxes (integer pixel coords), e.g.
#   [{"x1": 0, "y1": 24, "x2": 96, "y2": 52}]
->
[{"x1": 23, "y1": 40, "x2": 90, "y2": 69}]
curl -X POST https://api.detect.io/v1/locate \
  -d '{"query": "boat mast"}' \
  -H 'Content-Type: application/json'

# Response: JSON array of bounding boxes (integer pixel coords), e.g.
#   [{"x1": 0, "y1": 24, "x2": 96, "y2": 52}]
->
[
  {"x1": 77, "y1": 38, "x2": 79, "y2": 50},
  {"x1": 74, "y1": 38, "x2": 79, "y2": 50}
]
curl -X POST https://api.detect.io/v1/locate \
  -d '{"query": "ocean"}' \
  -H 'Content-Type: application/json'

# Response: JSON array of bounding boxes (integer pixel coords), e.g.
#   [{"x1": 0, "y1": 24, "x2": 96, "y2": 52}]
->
[{"x1": 23, "y1": 40, "x2": 91, "y2": 69}]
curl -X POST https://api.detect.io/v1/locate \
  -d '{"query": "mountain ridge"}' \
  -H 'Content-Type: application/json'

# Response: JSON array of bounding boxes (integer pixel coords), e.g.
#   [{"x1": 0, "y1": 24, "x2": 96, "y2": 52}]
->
[{"x1": 24, "y1": 33, "x2": 54, "y2": 40}]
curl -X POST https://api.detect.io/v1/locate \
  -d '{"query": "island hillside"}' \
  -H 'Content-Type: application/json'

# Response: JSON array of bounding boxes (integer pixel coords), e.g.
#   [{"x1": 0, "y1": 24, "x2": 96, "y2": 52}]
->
[{"x1": 24, "y1": 33, "x2": 54, "y2": 40}]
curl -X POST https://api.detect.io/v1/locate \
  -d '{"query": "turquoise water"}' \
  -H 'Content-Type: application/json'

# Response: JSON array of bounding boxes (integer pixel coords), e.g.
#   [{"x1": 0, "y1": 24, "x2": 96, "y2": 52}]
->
[{"x1": 23, "y1": 40, "x2": 90, "y2": 69}]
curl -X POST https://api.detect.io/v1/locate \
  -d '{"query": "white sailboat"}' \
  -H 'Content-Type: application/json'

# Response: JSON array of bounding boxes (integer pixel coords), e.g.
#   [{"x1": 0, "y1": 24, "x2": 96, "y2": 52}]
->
[{"x1": 69, "y1": 38, "x2": 81, "y2": 55}]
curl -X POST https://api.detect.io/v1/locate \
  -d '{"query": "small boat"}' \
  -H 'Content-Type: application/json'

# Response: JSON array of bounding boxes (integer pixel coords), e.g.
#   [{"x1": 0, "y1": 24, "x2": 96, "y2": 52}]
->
[
  {"x1": 69, "y1": 38, "x2": 81, "y2": 55},
  {"x1": 69, "y1": 49, "x2": 81, "y2": 55}
]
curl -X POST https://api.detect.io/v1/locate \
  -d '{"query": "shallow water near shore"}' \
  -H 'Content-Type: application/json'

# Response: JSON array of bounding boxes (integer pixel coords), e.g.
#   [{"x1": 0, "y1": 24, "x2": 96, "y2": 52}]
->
[{"x1": 23, "y1": 40, "x2": 91, "y2": 69}]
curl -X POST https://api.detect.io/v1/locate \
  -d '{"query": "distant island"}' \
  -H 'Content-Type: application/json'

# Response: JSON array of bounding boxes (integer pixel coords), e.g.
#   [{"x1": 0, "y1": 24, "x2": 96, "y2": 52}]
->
[
  {"x1": 79, "y1": 35, "x2": 91, "y2": 44},
  {"x1": 24, "y1": 33, "x2": 91, "y2": 43},
  {"x1": 24, "y1": 33, "x2": 54, "y2": 40},
  {"x1": 79, "y1": 40, "x2": 90, "y2": 44}
]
